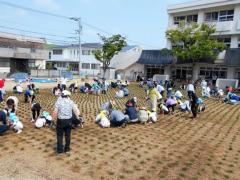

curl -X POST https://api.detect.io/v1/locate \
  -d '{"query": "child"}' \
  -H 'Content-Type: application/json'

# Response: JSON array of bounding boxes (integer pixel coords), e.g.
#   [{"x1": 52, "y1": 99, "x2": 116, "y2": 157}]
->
[
  {"x1": 101, "y1": 79, "x2": 109, "y2": 94},
  {"x1": 9, "y1": 113, "x2": 23, "y2": 134},
  {"x1": 95, "y1": 110, "x2": 110, "y2": 128},
  {"x1": 174, "y1": 90, "x2": 183, "y2": 100},
  {"x1": 92, "y1": 81, "x2": 101, "y2": 95},
  {"x1": 159, "y1": 103, "x2": 169, "y2": 114},
  {"x1": 178, "y1": 100, "x2": 191, "y2": 112},
  {"x1": 24, "y1": 89, "x2": 35, "y2": 103},
  {"x1": 165, "y1": 97, "x2": 177, "y2": 114},
  {"x1": 138, "y1": 107, "x2": 149, "y2": 124},
  {"x1": 148, "y1": 110, "x2": 157, "y2": 123},
  {"x1": 35, "y1": 111, "x2": 54, "y2": 128},
  {"x1": 125, "y1": 101, "x2": 138, "y2": 123},
  {"x1": 31, "y1": 102, "x2": 42, "y2": 122},
  {"x1": 5, "y1": 96, "x2": 19, "y2": 115},
  {"x1": 146, "y1": 83, "x2": 162, "y2": 112}
]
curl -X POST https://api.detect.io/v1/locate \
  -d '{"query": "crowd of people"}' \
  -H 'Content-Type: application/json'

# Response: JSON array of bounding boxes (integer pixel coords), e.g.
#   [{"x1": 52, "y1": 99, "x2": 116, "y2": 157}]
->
[{"x1": 0, "y1": 75, "x2": 239, "y2": 155}]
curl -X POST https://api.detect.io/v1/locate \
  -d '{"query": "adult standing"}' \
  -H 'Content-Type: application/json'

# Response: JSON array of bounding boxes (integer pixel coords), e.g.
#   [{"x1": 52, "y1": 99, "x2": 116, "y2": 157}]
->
[{"x1": 53, "y1": 90, "x2": 79, "y2": 155}]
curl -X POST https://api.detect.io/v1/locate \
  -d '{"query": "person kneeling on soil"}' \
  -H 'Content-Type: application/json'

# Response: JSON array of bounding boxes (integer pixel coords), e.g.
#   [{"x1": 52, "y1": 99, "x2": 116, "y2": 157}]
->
[
  {"x1": 35, "y1": 111, "x2": 54, "y2": 129},
  {"x1": 148, "y1": 110, "x2": 158, "y2": 123},
  {"x1": 24, "y1": 89, "x2": 35, "y2": 103},
  {"x1": 138, "y1": 107, "x2": 149, "y2": 124},
  {"x1": 165, "y1": 97, "x2": 177, "y2": 114},
  {"x1": 197, "y1": 98, "x2": 205, "y2": 112},
  {"x1": 109, "y1": 109, "x2": 127, "y2": 128},
  {"x1": 0, "y1": 110, "x2": 9, "y2": 135},
  {"x1": 5, "y1": 96, "x2": 19, "y2": 115},
  {"x1": 122, "y1": 83, "x2": 129, "y2": 97},
  {"x1": 115, "y1": 88, "x2": 125, "y2": 98},
  {"x1": 69, "y1": 82, "x2": 78, "y2": 93},
  {"x1": 178, "y1": 100, "x2": 191, "y2": 112},
  {"x1": 31, "y1": 102, "x2": 42, "y2": 122},
  {"x1": 125, "y1": 101, "x2": 138, "y2": 123},
  {"x1": 159, "y1": 103, "x2": 169, "y2": 115},
  {"x1": 92, "y1": 80, "x2": 101, "y2": 95},
  {"x1": 95, "y1": 110, "x2": 110, "y2": 128},
  {"x1": 71, "y1": 105, "x2": 84, "y2": 128},
  {"x1": 174, "y1": 90, "x2": 183, "y2": 100},
  {"x1": 190, "y1": 93, "x2": 199, "y2": 119},
  {"x1": 9, "y1": 113, "x2": 23, "y2": 134}
]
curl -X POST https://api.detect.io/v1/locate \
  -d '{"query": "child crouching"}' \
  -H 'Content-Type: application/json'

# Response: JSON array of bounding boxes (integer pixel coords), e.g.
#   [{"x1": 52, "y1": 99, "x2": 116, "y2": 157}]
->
[
  {"x1": 95, "y1": 110, "x2": 110, "y2": 128},
  {"x1": 9, "y1": 113, "x2": 23, "y2": 134},
  {"x1": 35, "y1": 111, "x2": 54, "y2": 129}
]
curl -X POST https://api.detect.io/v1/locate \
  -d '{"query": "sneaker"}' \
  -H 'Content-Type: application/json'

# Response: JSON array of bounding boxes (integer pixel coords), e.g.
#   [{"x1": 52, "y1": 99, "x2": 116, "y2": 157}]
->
[
  {"x1": 30, "y1": 118, "x2": 35, "y2": 123},
  {"x1": 121, "y1": 122, "x2": 127, "y2": 128}
]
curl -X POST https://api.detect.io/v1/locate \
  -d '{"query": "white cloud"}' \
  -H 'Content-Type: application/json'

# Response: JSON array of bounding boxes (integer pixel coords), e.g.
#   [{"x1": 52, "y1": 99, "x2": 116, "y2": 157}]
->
[{"x1": 34, "y1": 0, "x2": 60, "y2": 10}]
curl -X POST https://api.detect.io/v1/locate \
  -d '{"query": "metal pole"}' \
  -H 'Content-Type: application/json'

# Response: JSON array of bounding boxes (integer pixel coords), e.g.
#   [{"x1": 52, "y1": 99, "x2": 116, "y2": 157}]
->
[{"x1": 70, "y1": 17, "x2": 82, "y2": 76}]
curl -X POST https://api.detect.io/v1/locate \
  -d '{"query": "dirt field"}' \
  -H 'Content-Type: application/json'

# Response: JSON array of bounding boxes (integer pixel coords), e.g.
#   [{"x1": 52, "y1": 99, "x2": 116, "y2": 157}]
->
[{"x1": 0, "y1": 84, "x2": 240, "y2": 180}]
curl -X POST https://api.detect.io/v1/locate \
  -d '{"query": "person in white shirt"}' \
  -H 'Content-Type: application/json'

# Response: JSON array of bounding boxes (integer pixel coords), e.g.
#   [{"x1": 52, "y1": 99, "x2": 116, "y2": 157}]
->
[
  {"x1": 174, "y1": 90, "x2": 183, "y2": 100},
  {"x1": 201, "y1": 80, "x2": 208, "y2": 97},
  {"x1": 35, "y1": 117, "x2": 46, "y2": 128},
  {"x1": 60, "y1": 77, "x2": 67, "y2": 90},
  {"x1": 95, "y1": 110, "x2": 110, "y2": 128},
  {"x1": 178, "y1": 100, "x2": 191, "y2": 112},
  {"x1": 156, "y1": 84, "x2": 165, "y2": 96},
  {"x1": 186, "y1": 81, "x2": 195, "y2": 100}
]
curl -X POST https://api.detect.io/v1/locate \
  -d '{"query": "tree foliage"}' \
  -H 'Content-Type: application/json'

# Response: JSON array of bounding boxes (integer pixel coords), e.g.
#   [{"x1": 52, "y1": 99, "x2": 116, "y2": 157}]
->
[
  {"x1": 93, "y1": 34, "x2": 126, "y2": 77},
  {"x1": 166, "y1": 22, "x2": 226, "y2": 63}
]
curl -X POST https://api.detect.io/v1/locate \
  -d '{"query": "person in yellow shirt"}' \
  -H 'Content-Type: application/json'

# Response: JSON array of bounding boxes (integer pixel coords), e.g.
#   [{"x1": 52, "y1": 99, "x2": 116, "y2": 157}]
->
[{"x1": 146, "y1": 83, "x2": 162, "y2": 112}]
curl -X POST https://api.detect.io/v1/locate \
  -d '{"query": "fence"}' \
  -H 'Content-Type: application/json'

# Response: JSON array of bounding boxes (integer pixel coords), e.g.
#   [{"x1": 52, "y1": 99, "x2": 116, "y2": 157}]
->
[{"x1": 31, "y1": 70, "x2": 73, "y2": 79}]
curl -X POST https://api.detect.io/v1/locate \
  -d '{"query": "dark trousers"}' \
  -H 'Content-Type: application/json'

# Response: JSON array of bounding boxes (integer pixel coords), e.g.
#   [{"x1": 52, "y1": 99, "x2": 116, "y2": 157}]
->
[
  {"x1": 160, "y1": 91, "x2": 164, "y2": 97},
  {"x1": 102, "y1": 90, "x2": 107, "y2": 94},
  {"x1": 191, "y1": 104, "x2": 198, "y2": 118},
  {"x1": 167, "y1": 104, "x2": 176, "y2": 112},
  {"x1": 0, "y1": 125, "x2": 9, "y2": 135},
  {"x1": 188, "y1": 91, "x2": 194, "y2": 100},
  {"x1": 25, "y1": 94, "x2": 35, "y2": 103},
  {"x1": 32, "y1": 110, "x2": 40, "y2": 120},
  {"x1": 0, "y1": 90, "x2": 3, "y2": 103},
  {"x1": 111, "y1": 118, "x2": 127, "y2": 127},
  {"x1": 56, "y1": 118, "x2": 72, "y2": 153},
  {"x1": 61, "y1": 84, "x2": 66, "y2": 90}
]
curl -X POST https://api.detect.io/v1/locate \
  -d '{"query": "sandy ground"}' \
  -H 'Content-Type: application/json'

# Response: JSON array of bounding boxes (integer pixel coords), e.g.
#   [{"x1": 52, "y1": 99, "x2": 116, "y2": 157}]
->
[{"x1": 0, "y1": 84, "x2": 240, "y2": 180}]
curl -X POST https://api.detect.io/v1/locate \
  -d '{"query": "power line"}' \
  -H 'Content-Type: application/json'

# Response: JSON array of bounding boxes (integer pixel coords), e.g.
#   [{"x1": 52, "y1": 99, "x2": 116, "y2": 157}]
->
[
  {"x1": 0, "y1": 0, "x2": 160, "y2": 49},
  {"x1": 0, "y1": 25, "x2": 74, "y2": 39}
]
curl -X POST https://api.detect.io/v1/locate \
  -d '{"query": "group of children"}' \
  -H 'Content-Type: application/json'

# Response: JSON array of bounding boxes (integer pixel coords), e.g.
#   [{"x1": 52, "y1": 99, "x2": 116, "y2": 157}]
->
[{"x1": 95, "y1": 98, "x2": 158, "y2": 128}]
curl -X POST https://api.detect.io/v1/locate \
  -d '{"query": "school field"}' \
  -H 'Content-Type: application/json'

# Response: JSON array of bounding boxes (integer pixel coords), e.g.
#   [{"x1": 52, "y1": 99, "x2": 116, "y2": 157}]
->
[{"x1": 0, "y1": 83, "x2": 240, "y2": 180}]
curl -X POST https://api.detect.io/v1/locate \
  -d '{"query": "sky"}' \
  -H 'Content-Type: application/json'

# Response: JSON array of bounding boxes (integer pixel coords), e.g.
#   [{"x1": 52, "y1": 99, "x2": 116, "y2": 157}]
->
[{"x1": 0, "y1": 0, "x2": 188, "y2": 49}]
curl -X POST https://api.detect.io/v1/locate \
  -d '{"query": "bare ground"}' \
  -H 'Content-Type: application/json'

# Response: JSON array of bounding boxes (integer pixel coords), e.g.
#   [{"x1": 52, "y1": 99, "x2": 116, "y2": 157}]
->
[{"x1": 0, "y1": 84, "x2": 240, "y2": 180}]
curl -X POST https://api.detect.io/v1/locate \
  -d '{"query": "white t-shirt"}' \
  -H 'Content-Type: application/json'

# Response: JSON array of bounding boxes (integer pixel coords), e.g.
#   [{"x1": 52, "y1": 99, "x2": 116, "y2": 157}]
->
[
  {"x1": 16, "y1": 85, "x2": 23, "y2": 93},
  {"x1": 180, "y1": 101, "x2": 191, "y2": 111},
  {"x1": 157, "y1": 85, "x2": 165, "y2": 93},
  {"x1": 187, "y1": 84, "x2": 195, "y2": 92},
  {"x1": 175, "y1": 90, "x2": 183, "y2": 98},
  {"x1": 61, "y1": 78, "x2": 67, "y2": 85},
  {"x1": 201, "y1": 81, "x2": 207, "y2": 88},
  {"x1": 35, "y1": 118, "x2": 46, "y2": 128}
]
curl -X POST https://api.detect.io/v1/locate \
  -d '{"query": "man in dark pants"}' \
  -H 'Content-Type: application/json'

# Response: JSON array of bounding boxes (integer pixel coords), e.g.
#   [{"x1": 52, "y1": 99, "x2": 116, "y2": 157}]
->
[
  {"x1": 190, "y1": 93, "x2": 199, "y2": 119},
  {"x1": 53, "y1": 90, "x2": 79, "y2": 155}
]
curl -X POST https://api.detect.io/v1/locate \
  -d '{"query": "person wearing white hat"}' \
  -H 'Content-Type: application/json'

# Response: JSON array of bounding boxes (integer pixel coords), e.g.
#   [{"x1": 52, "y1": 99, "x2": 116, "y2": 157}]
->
[{"x1": 53, "y1": 90, "x2": 79, "y2": 155}]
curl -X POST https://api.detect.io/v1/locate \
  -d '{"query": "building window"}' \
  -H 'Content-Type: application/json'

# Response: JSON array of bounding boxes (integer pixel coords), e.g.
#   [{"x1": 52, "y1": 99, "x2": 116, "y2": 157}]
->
[
  {"x1": 82, "y1": 50, "x2": 91, "y2": 55},
  {"x1": 28, "y1": 60, "x2": 35, "y2": 68},
  {"x1": 205, "y1": 10, "x2": 234, "y2": 22},
  {"x1": 218, "y1": 38, "x2": 231, "y2": 48},
  {"x1": 53, "y1": 49, "x2": 63, "y2": 55},
  {"x1": 91, "y1": 63, "x2": 100, "y2": 70},
  {"x1": 56, "y1": 62, "x2": 66, "y2": 68},
  {"x1": 82, "y1": 63, "x2": 90, "y2": 69},
  {"x1": 0, "y1": 59, "x2": 10, "y2": 67},
  {"x1": 49, "y1": 52, "x2": 51, "y2": 59},
  {"x1": 199, "y1": 67, "x2": 227, "y2": 79},
  {"x1": 174, "y1": 15, "x2": 198, "y2": 25}
]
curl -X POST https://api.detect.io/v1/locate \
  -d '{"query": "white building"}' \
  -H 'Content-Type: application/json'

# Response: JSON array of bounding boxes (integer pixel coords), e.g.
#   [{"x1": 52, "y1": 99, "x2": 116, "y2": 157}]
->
[
  {"x1": 0, "y1": 32, "x2": 47, "y2": 77},
  {"x1": 47, "y1": 43, "x2": 102, "y2": 77},
  {"x1": 110, "y1": 46, "x2": 144, "y2": 80},
  {"x1": 166, "y1": 0, "x2": 240, "y2": 80}
]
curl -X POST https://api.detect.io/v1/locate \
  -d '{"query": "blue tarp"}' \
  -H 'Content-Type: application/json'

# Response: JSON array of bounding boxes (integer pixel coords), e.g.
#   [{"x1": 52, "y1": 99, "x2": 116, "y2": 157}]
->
[
  {"x1": 61, "y1": 71, "x2": 73, "y2": 80},
  {"x1": 10, "y1": 73, "x2": 28, "y2": 82}
]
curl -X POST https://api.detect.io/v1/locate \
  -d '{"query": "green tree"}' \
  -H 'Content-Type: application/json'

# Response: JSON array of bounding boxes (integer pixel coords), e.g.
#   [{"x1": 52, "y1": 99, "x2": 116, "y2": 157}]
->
[
  {"x1": 93, "y1": 34, "x2": 127, "y2": 78},
  {"x1": 166, "y1": 22, "x2": 226, "y2": 75}
]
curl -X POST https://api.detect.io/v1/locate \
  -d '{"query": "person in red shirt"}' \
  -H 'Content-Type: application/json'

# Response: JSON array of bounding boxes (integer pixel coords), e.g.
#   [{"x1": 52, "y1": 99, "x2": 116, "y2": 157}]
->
[
  {"x1": 0, "y1": 79, "x2": 5, "y2": 103},
  {"x1": 226, "y1": 86, "x2": 233, "y2": 93}
]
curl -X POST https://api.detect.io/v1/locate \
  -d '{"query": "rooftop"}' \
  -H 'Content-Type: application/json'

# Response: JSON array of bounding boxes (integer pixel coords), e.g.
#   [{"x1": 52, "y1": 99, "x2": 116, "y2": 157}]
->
[
  {"x1": 54, "y1": 43, "x2": 102, "y2": 49},
  {"x1": 167, "y1": 0, "x2": 240, "y2": 14}
]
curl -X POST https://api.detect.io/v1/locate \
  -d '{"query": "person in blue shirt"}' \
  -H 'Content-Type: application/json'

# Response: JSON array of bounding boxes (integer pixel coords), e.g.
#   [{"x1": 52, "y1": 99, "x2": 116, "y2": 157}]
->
[
  {"x1": 122, "y1": 83, "x2": 129, "y2": 97},
  {"x1": 24, "y1": 89, "x2": 35, "y2": 103},
  {"x1": 125, "y1": 101, "x2": 138, "y2": 123},
  {"x1": 110, "y1": 109, "x2": 127, "y2": 128}
]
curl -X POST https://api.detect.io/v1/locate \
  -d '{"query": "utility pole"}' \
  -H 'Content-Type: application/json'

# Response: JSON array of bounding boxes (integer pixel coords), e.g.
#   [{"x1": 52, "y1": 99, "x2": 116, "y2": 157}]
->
[{"x1": 70, "y1": 17, "x2": 82, "y2": 76}]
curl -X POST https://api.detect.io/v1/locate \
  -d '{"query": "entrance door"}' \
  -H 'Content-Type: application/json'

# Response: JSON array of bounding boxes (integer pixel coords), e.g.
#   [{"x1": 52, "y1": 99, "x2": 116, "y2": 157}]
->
[{"x1": 10, "y1": 59, "x2": 29, "y2": 73}]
